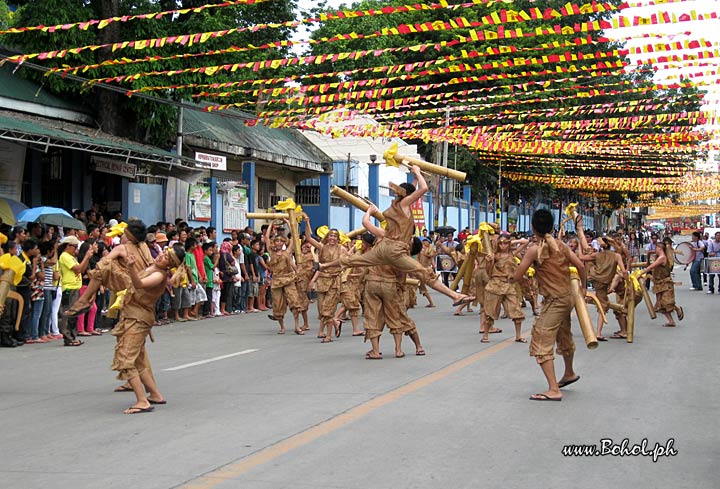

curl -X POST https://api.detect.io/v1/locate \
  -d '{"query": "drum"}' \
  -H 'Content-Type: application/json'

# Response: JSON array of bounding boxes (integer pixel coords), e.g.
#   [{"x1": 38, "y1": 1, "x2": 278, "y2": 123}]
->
[
  {"x1": 435, "y1": 254, "x2": 457, "y2": 273},
  {"x1": 704, "y1": 257, "x2": 720, "y2": 274},
  {"x1": 674, "y1": 242, "x2": 694, "y2": 265}
]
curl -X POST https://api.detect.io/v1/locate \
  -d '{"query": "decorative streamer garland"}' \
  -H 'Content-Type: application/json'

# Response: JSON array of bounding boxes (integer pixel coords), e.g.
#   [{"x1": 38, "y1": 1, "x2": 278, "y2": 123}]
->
[{"x1": 0, "y1": 0, "x2": 696, "y2": 36}]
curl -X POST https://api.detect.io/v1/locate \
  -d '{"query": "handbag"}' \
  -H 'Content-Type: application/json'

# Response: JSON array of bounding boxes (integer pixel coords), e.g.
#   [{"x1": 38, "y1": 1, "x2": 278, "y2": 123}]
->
[{"x1": 222, "y1": 254, "x2": 239, "y2": 276}]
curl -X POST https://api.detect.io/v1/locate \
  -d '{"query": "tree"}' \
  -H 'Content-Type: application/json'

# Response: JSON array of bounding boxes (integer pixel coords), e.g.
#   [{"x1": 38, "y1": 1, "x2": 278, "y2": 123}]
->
[{"x1": 2, "y1": 0, "x2": 299, "y2": 145}]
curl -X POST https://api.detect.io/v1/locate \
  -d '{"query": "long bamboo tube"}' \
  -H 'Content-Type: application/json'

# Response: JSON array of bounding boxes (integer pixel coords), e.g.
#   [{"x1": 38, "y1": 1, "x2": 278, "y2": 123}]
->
[
  {"x1": 626, "y1": 281, "x2": 636, "y2": 343},
  {"x1": 569, "y1": 268, "x2": 598, "y2": 349},
  {"x1": 0, "y1": 269, "x2": 15, "y2": 316},
  {"x1": 330, "y1": 186, "x2": 385, "y2": 221},
  {"x1": 287, "y1": 209, "x2": 303, "y2": 265},
  {"x1": 585, "y1": 291, "x2": 608, "y2": 324},
  {"x1": 346, "y1": 227, "x2": 367, "y2": 239},
  {"x1": 383, "y1": 144, "x2": 467, "y2": 182},
  {"x1": 247, "y1": 212, "x2": 289, "y2": 220},
  {"x1": 450, "y1": 258, "x2": 468, "y2": 291},
  {"x1": 638, "y1": 278, "x2": 657, "y2": 319}
]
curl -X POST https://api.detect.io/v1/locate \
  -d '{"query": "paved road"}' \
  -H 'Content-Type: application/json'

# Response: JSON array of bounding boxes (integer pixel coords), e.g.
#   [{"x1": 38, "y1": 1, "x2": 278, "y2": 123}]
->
[{"x1": 1, "y1": 268, "x2": 717, "y2": 489}]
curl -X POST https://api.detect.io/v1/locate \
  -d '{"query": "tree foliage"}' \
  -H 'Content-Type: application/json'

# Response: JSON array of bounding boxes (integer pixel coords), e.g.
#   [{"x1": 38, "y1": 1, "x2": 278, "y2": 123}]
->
[{"x1": 1, "y1": 0, "x2": 298, "y2": 146}]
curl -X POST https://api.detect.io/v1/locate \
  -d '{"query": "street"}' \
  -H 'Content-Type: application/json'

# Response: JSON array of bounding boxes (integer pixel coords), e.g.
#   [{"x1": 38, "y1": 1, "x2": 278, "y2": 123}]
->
[{"x1": 0, "y1": 270, "x2": 717, "y2": 489}]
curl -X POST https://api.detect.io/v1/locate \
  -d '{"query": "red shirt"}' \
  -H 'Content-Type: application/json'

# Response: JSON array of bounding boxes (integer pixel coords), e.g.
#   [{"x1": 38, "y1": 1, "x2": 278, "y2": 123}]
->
[{"x1": 193, "y1": 246, "x2": 207, "y2": 282}]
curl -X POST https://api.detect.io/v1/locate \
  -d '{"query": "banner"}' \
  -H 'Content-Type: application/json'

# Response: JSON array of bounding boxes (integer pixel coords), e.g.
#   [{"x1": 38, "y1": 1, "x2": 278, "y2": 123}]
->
[
  {"x1": 188, "y1": 183, "x2": 212, "y2": 222},
  {"x1": 411, "y1": 198, "x2": 426, "y2": 234},
  {"x1": 223, "y1": 187, "x2": 248, "y2": 232}
]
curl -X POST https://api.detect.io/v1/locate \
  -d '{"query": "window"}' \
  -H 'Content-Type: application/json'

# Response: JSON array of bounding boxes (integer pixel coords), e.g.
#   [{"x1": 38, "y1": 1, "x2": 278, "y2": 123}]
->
[
  {"x1": 257, "y1": 178, "x2": 276, "y2": 210},
  {"x1": 295, "y1": 186, "x2": 320, "y2": 205}
]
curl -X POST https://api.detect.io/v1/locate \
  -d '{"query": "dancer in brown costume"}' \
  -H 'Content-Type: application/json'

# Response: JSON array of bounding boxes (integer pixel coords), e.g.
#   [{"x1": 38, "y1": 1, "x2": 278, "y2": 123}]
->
[
  {"x1": 642, "y1": 237, "x2": 683, "y2": 327},
  {"x1": 113, "y1": 244, "x2": 185, "y2": 414},
  {"x1": 514, "y1": 209, "x2": 586, "y2": 402},
  {"x1": 319, "y1": 165, "x2": 473, "y2": 307},
  {"x1": 65, "y1": 220, "x2": 153, "y2": 317},
  {"x1": 304, "y1": 216, "x2": 343, "y2": 342},
  {"x1": 481, "y1": 234, "x2": 526, "y2": 343},
  {"x1": 580, "y1": 237, "x2": 627, "y2": 340},
  {"x1": 263, "y1": 222, "x2": 304, "y2": 335}
]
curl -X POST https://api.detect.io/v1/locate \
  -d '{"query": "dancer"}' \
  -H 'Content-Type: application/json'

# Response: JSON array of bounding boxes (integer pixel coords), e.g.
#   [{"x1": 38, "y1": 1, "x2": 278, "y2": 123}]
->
[
  {"x1": 642, "y1": 237, "x2": 683, "y2": 327},
  {"x1": 514, "y1": 209, "x2": 586, "y2": 402},
  {"x1": 294, "y1": 240, "x2": 315, "y2": 331},
  {"x1": 319, "y1": 165, "x2": 473, "y2": 307},
  {"x1": 416, "y1": 239, "x2": 436, "y2": 307},
  {"x1": 263, "y1": 222, "x2": 303, "y2": 335},
  {"x1": 361, "y1": 218, "x2": 425, "y2": 359},
  {"x1": 580, "y1": 237, "x2": 627, "y2": 341},
  {"x1": 65, "y1": 220, "x2": 153, "y2": 317},
  {"x1": 114, "y1": 245, "x2": 186, "y2": 414},
  {"x1": 304, "y1": 217, "x2": 343, "y2": 342},
  {"x1": 480, "y1": 234, "x2": 525, "y2": 343}
]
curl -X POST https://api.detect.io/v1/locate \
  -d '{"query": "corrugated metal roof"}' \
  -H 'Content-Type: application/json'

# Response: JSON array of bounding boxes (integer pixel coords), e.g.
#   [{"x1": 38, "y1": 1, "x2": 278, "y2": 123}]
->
[
  {"x1": 183, "y1": 104, "x2": 331, "y2": 172},
  {"x1": 0, "y1": 109, "x2": 198, "y2": 171},
  {"x1": 0, "y1": 64, "x2": 90, "y2": 114}
]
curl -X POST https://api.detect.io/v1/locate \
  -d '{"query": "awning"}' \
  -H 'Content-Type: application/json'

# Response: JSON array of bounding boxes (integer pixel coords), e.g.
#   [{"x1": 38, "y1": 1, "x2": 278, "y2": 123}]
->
[{"x1": 0, "y1": 110, "x2": 201, "y2": 178}]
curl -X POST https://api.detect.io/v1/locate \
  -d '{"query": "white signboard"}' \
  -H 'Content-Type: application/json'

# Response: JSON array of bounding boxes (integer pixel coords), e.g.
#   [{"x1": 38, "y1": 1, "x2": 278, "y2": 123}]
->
[
  {"x1": 93, "y1": 156, "x2": 137, "y2": 179},
  {"x1": 223, "y1": 187, "x2": 248, "y2": 232},
  {"x1": 0, "y1": 140, "x2": 26, "y2": 200},
  {"x1": 195, "y1": 152, "x2": 227, "y2": 171}
]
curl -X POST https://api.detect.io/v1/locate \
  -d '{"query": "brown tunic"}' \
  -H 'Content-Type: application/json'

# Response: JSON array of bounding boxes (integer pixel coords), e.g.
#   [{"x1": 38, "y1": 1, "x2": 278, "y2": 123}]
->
[{"x1": 111, "y1": 264, "x2": 167, "y2": 380}]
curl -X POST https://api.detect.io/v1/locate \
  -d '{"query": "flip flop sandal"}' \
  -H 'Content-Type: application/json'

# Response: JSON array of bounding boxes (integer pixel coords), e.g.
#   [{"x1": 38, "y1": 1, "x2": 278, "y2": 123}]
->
[
  {"x1": 416, "y1": 350, "x2": 426, "y2": 356},
  {"x1": 452, "y1": 296, "x2": 474, "y2": 307},
  {"x1": 677, "y1": 306, "x2": 684, "y2": 321},
  {"x1": 529, "y1": 393, "x2": 562, "y2": 401},
  {"x1": 114, "y1": 385, "x2": 133, "y2": 393},
  {"x1": 124, "y1": 406, "x2": 154, "y2": 414},
  {"x1": 558, "y1": 376, "x2": 580, "y2": 388},
  {"x1": 64, "y1": 304, "x2": 91, "y2": 318}
]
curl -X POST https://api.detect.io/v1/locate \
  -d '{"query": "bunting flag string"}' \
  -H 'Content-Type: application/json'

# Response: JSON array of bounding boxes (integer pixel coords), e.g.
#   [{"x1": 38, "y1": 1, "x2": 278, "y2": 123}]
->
[
  {"x1": 124, "y1": 30, "x2": 697, "y2": 98},
  {"x1": 0, "y1": 0, "x2": 694, "y2": 37},
  {"x1": 502, "y1": 173, "x2": 686, "y2": 192},
  {"x1": 2, "y1": 1, "x2": 624, "y2": 66},
  {"x1": 7, "y1": 1, "x2": 717, "y2": 78},
  {"x1": 0, "y1": 0, "x2": 272, "y2": 35}
]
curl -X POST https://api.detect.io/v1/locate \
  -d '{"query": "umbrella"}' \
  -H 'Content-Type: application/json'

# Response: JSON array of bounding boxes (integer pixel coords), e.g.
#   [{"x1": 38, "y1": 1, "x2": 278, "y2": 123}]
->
[
  {"x1": 433, "y1": 225, "x2": 456, "y2": 237},
  {"x1": 0, "y1": 197, "x2": 29, "y2": 225},
  {"x1": 16, "y1": 207, "x2": 86, "y2": 231}
]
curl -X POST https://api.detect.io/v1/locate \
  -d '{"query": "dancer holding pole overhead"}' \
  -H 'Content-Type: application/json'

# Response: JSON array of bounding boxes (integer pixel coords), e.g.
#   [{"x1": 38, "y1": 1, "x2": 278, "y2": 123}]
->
[{"x1": 319, "y1": 165, "x2": 473, "y2": 307}]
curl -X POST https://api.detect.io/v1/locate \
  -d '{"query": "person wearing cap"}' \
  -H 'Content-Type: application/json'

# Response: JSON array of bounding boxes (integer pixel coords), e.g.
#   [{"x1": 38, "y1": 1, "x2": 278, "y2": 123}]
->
[
  {"x1": 58, "y1": 236, "x2": 97, "y2": 346},
  {"x1": 642, "y1": 237, "x2": 683, "y2": 327}
]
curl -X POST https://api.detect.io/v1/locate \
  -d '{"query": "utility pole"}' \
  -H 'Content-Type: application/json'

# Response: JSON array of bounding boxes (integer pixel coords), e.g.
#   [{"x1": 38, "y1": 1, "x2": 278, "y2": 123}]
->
[
  {"x1": 442, "y1": 108, "x2": 450, "y2": 225},
  {"x1": 345, "y1": 152, "x2": 351, "y2": 192},
  {"x1": 498, "y1": 159, "x2": 502, "y2": 226}
]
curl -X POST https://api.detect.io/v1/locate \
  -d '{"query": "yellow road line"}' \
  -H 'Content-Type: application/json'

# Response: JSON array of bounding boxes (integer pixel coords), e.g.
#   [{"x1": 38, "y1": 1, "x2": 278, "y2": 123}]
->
[{"x1": 180, "y1": 333, "x2": 528, "y2": 489}]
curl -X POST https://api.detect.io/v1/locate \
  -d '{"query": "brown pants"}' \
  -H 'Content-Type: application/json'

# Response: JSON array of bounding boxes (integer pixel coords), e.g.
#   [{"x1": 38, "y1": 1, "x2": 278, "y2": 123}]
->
[
  {"x1": 363, "y1": 280, "x2": 416, "y2": 340},
  {"x1": 483, "y1": 290, "x2": 525, "y2": 322},
  {"x1": 272, "y1": 282, "x2": 302, "y2": 319},
  {"x1": 529, "y1": 294, "x2": 575, "y2": 364},
  {"x1": 111, "y1": 318, "x2": 152, "y2": 381},
  {"x1": 340, "y1": 239, "x2": 434, "y2": 282}
]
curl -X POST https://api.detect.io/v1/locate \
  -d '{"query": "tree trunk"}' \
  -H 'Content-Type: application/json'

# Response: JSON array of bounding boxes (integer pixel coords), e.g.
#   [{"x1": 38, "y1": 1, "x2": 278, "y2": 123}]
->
[{"x1": 94, "y1": 0, "x2": 133, "y2": 138}]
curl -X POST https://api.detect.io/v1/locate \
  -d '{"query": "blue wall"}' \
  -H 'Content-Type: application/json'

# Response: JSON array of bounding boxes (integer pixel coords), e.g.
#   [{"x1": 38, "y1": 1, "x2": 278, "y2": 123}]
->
[{"x1": 128, "y1": 183, "x2": 163, "y2": 225}]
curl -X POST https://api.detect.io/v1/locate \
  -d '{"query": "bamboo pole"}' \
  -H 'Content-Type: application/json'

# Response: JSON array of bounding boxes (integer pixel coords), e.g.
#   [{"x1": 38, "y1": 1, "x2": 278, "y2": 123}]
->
[
  {"x1": 330, "y1": 186, "x2": 385, "y2": 221},
  {"x1": 383, "y1": 144, "x2": 467, "y2": 182}
]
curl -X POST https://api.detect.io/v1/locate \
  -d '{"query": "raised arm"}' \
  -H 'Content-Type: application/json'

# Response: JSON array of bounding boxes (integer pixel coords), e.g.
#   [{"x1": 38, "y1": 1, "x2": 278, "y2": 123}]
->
[
  {"x1": 303, "y1": 215, "x2": 322, "y2": 250},
  {"x1": 400, "y1": 165, "x2": 428, "y2": 208},
  {"x1": 362, "y1": 206, "x2": 385, "y2": 237}
]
